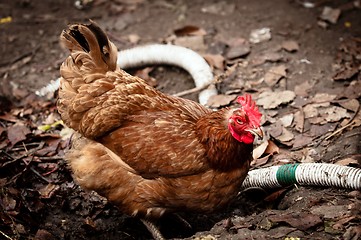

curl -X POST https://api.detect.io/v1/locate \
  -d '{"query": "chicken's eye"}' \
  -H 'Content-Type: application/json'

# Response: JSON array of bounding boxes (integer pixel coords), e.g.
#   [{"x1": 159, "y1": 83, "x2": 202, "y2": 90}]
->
[{"x1": 236, "y1": 118, "x2": 244, "y2": 124}]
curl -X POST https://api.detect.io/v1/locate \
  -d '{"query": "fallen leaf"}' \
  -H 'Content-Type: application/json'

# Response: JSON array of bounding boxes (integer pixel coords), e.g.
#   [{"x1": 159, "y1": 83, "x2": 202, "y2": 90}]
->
[
  {"x1": 251, "y1": 51, "x2": 284, "y2": 66},
  {"x1": 293, "y1": 110, "x2": 305, "y2": 133},
  {"x1": 333, "y1": 67, "x2": 359, "y2": 81},
  {"x1": 264, "y1": 188, "x2": 288, "y2": 202},
  {"x1": 320, "y1": 6, "x2": 341, "y2": 24},
  {"x1": 264, "y1": 140, "x2": 279, "y2": 155},
  {"x1": 253, "y1": 140, "x2": 269, "y2": 160},
  {"x1": 268, "y1": 121, "x2": 283, "y2": 138},
  {"x1": 277, "y1": 127, "x2": 294, "y2": 142},
  {"x1": 251, "y1": 154, "x2": 272, "y2": 167},
  {"x1": 335, "y1": 158, "x2": 358, "y2": 166},
  {"x1": 207, "y1": 94, "x2": 237, "y2": 108},
  {"x1": 309, "y1": 106, "x2": 350, "y2": 124},
  {"x1": 264, "y1": 65, "x2": 287, "y2": 86},
  {"x1": 174, "y1": 35, "x2": 207, "y2": 52},
  {"x1": 303, "y1": 104, "x2": 318, "y2": 118},
  {"x1": 7, "y1": 122, "x2": 31, "y2": 147},
  {"x1": 203, "y1": 54, "x2": 225, "y2": 70},
  {"x1": 0, "y1": 113, "x2": 18, "y2": 122},
  {"x1": 279, "y1": 113, "x2": 294, "y2": 127},
  {"x1": 294, "y1": 81, "x2": 313, "y2": 96},
  {"x1": 268, "y1": 211, "x2": 322, "y2": 231},
  {"x1": 311, "y1": 93, "x2": 337, "y2": 103},
  {"x1": 309, "y1": 123, "x2": 336, "y2": 137},
  {"x1": 226, "y1": 44, "x2": 251, "y2": 59},
  {"x1": 174, "y1": 25, "x2": 207, "y2": 36},
  {"x1": 310, "y1": 205, "x2": 349, "y2": 219},
  {"x1": 38, "y1": 184, "x2": 60, "y2": 199},
  {"x1": 338, "y1": 99, "x2": 359, "y2": 112},
  {"x1": 281, "y1": 40, "x2": 299, "y2": 52},
  {"x1": 34, "y1": 229, "x2": 55, "y2": 240},
  {"x1": 293, "y1": 135, "x2": 313, "y2": 149},
  {"x1": 343, "y1": 80, "x2": 361, "y2": 99},
  {"x1": 257, "y1": 90, "x2": 296, "y2": 109}
]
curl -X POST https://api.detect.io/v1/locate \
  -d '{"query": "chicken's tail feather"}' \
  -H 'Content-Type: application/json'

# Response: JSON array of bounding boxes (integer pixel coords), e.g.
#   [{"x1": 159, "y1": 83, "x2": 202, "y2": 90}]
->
[{"x1": 60, "y1": 20, "x2": 118, "y2": 72}]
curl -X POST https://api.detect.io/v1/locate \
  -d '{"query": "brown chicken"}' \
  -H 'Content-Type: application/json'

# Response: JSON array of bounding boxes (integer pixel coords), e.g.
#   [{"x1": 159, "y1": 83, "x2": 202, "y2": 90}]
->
[{"x1": 57, "y1": 21, "x2": 263, "y2": 239}]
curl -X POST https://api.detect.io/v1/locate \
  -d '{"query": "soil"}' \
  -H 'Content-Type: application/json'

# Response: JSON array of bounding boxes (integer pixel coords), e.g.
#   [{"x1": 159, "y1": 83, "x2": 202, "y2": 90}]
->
[{"x1": 1, "y1": 0, "x2": 360, "y2": 240}]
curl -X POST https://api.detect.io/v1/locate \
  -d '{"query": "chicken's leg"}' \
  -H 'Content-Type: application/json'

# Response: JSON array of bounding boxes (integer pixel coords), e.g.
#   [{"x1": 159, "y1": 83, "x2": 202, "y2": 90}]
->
[{"x1": 140, "y1": 219, "x2": 165, "y2": 240}]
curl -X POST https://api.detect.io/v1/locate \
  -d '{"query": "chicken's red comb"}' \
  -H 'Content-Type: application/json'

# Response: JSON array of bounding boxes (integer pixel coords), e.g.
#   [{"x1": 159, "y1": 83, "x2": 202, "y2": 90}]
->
[{"x1": 237, "y1": 94, "x2": 262, "y2": 127}]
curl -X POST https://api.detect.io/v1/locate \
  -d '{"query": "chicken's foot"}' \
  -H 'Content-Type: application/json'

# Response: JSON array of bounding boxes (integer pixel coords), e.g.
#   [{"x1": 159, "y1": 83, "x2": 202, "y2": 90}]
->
[{"x1": 140, "y1": 218, "x2": 165, "y2": 240}]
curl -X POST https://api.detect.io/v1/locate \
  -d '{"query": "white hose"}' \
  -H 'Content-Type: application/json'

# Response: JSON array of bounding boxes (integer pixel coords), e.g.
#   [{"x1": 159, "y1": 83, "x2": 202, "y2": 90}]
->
[
  {"x1": 241, "y1": 163, "x2": 361, "y2": 190},
  {"x1": 36, "y1": 44, "x2": 216, "y2": 105}
]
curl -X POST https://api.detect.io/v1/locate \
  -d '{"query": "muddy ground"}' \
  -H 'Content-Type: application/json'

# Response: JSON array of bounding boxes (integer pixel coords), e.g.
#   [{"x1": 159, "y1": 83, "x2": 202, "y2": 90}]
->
[{"x1": 0, "y1": 0, "x2": 361, "y2": 239}]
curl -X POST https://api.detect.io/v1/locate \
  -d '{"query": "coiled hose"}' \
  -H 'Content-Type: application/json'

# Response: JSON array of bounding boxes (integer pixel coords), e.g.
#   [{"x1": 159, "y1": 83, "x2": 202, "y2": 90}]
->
[{"x1": 241, "y1": 163, "x2": 361, "y2": 190}]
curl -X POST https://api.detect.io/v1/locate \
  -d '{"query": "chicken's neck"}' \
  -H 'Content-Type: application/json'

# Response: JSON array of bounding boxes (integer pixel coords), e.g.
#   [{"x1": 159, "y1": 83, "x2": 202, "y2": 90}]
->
[{"x1": 196, "y1": 108, "x2": 253, "y2": 171}]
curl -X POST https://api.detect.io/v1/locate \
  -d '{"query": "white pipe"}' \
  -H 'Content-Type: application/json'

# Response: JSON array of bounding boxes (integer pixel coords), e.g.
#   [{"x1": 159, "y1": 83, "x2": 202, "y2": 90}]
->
[
  {"x1": 241, "y1": 163, "x2": 361, "y2": 190},
  {"x1": 36, "y1": 44, "x2": 216, "y2": 105}
]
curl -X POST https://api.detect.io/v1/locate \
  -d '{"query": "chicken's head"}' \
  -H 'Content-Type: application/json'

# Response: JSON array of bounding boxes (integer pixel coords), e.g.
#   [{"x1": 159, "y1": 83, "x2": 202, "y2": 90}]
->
[{"x1": 228, "y1": 94, "x2": 263, "y2": 144}]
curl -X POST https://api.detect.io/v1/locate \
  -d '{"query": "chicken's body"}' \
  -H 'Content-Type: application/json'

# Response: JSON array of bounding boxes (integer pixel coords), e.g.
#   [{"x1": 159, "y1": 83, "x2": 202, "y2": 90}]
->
[{"x1": 58, "y1": 22, "x2": 260, "y2": 236}]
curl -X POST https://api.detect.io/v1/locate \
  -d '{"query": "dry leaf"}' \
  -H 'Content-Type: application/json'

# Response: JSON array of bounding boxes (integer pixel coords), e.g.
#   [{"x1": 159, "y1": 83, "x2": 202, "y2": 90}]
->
[
  {"x1": 310, "y1": 205, "x2": 349, "y2": 219},
  {"x1": 257, "y1": 90, "x2": 296, "y2": 109},
  {"x1": 174, "y1": 25, "x2": 207, "y2": 36},
  {"x1": 309, "y1": 123, "x2": 336, "y2": 137},
  {"x1": 335, "y1": 158, "x2": 358, "y2": 166},
  {"x1": 251, "y1": 51, "x2": 284, "y2": 66},
  {"x1": 207, "y1": 94, "x2": 237, "y2": 108},
  {"x1": 268, "y1": 212, "x2": 322, "y2": 231},
  {"x1": 174, "y1": 35, "x2": 206, "y2": 52},
  {"x1": 264, "y1": 140, "x2": 279, "y2": 155},
  {"x1": 269, "y1": 121, "x2": 283, "y2": 138},
  {"x1": 294, "y1": 81, "x2": 313, "y2": 96},
  {"x1": 311, "y1": 93, "x2": 337, "y2": 103},
  {"x1": 333, "y1": 67, "x2": 359, "y2": 81},
  {"x1": 203, "y1": 54, "x2": 225, "y2": 70},
  {"x1": 7, "y1": 122, "x2": 31, "y2": 147},
  {"x1": 279, "y1": 113, "x2": 294, "y2": 127},
  {"x1": 226, "y1": 44, "x2": 251, "y2": 59},
  {"x1": 293, "y1": 110, "x2": 304, "y2": 132},
  {"x1": 38, "y1": 184, "x2": 60, "y2": 199},
  {"x1": 277, "y1": 127, "x2": 294, "y2": 142},
  {"x1": 310, "y1": 106, "x2": 350, "y2": 124},
  {"x1": 338, "y1": 99, "x2": 359, "y2": 112},
  {"x1": 253, "y1": 140, "x2": 269, "y2": 160},
  {"x1": 281, "y1": 40, "x2": 299, "y2": 52},
  {"x1": 303, "y1": 104, "x2": 319, "y2": 118},
  {"x1": 293, "y1": 135, "x2": 313, "y2": 149},
  {"x1": 264, "y1": 65, "x2": 287, "y2": 86}
]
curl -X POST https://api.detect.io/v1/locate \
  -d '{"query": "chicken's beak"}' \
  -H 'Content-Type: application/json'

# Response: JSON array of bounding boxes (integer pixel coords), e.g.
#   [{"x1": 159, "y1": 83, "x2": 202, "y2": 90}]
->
[{"x1": 247, "y1": 127, "x2": 263, "y2": 139}]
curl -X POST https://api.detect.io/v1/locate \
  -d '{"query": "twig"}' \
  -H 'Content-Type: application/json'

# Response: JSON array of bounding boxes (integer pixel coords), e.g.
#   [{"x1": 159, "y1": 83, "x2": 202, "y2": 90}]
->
[
  {"x1": 2, "y1": 142, "x2": 45, "y2": 167},
  {"x1": 324, "y1": 120, "x2": 356, "y2": 141},
  {"x1": 30, "y1": 166, "x2": 52, "y2": 183},
  {"x1": 316, "y1": 103, "x2": 360, "y2": 146},
  {"x1": 38, "y1": 156, "x2": 64, "y2": 161},
  {"x1": 0, "y1": 230, "x2": 13, "y2": 240},
  {"x1": 173, "y1": 85, "x2": 209, "y2": 97}
]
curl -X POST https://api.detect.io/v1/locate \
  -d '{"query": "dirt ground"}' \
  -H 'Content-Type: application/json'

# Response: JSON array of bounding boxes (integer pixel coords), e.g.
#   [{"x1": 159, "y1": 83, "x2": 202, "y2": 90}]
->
[{"x1": 1, "y1": 0, "x2": 361, "y2": 239}]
